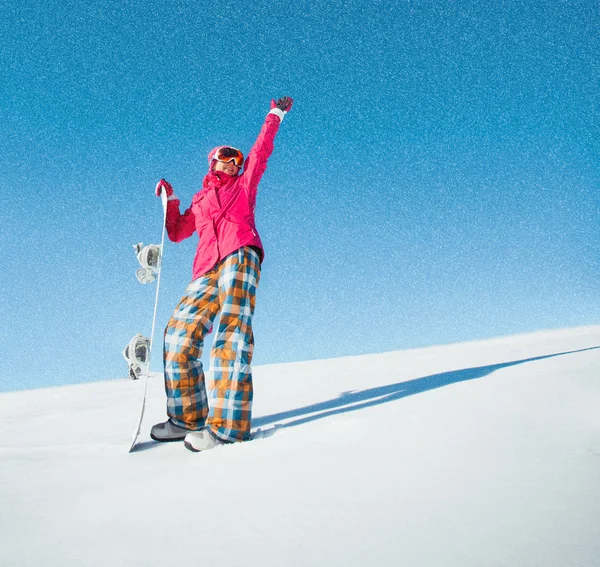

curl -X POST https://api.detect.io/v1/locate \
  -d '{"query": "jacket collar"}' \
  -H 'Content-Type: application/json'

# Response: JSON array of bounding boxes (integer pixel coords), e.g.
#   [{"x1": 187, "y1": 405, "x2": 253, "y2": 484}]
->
[{"x1": 203, "y1": 171, "x2": 234, "y2": 191}]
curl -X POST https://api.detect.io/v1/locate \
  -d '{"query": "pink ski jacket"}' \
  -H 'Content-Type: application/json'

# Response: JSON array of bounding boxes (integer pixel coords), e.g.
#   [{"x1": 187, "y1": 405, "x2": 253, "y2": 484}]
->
[{"x1": 165, "y1": 111, "x2": 283, "y2": 280}]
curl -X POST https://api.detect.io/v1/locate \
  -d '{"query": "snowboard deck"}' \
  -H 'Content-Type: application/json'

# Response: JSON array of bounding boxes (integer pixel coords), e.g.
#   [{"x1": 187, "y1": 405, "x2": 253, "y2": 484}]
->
[{"x1": 129, "y1": 189, "x2": 169, "y2": 453}]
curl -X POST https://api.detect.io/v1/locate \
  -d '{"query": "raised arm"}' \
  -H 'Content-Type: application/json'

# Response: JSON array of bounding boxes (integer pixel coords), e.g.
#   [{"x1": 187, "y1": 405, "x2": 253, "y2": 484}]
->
[
  {"x1": 155, "y1": 179, "x2": 196, "y2": 243},
  {"x1": 242, "y1": 97, "x2": 293, "y2": 194}
]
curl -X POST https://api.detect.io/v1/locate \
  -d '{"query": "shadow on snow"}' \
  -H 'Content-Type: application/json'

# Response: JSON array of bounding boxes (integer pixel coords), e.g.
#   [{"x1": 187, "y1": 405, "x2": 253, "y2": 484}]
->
[
  {"x1": 133, "y1": 346, "x2": 599, "y2": 452},
  {"x1": 253, "y1": 346, "x2": 600, "y2": 431}
]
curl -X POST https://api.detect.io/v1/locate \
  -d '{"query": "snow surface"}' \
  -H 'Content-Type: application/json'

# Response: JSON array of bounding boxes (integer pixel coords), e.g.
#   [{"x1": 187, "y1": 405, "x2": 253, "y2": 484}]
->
[{"x1": 1, "y1": 326, "x2": 599, "y2": 567}]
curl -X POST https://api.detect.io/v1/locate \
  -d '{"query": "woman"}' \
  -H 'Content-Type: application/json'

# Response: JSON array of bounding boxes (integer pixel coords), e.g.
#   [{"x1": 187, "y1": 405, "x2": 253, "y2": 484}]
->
[{"x1": 150, "y1": 96, "x2": 293, "y2": 452}]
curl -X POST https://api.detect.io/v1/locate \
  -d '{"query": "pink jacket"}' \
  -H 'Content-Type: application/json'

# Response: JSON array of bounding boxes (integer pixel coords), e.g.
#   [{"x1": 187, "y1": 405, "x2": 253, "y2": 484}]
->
[{"x1": 165, "y1": 111, "x2": 282, "y2": 280}]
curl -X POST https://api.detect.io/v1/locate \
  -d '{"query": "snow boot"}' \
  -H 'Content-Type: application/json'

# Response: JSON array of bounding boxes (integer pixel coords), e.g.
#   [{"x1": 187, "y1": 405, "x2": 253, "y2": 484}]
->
[
  {"x1": 150, "y1": 419, "x2": 189, "y2": 442},
  {"x1": 184, "y1": 428, "x2": 227, "y2": 452}
]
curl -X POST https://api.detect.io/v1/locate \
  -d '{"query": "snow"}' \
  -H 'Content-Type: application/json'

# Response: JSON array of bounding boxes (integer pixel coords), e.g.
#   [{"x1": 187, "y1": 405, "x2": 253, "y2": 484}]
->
[{"x1": 1, "y1": 326, "x2": 599, "y2": 567}]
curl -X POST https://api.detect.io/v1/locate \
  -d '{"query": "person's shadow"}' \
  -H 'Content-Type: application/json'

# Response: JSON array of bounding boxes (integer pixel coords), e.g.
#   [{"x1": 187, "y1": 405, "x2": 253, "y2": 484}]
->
[
  {"x1": 252, "y1": 346, "x2": 600, "y2": 432},
  {"x1": 132, "y1": 346, "x2": 599, "y2": 452}
]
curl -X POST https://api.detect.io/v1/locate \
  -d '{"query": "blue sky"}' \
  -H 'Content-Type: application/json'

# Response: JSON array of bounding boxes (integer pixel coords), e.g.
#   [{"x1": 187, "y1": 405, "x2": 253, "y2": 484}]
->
[{"x1": 1, "y1": 0, "x2": 598, "y2": 391}]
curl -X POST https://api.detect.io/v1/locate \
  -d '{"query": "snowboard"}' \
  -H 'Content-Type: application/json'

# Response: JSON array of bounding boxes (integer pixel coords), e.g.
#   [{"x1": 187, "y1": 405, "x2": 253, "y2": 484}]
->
[{"x1": 129, "y1": 188, "x2": 169, "y2": 453}]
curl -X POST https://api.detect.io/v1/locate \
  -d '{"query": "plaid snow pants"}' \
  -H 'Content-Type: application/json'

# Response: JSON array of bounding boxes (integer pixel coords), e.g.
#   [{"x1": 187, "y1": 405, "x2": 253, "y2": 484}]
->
[{"x1": 163, "y1": 246, "x2": 261, "y2": 442}]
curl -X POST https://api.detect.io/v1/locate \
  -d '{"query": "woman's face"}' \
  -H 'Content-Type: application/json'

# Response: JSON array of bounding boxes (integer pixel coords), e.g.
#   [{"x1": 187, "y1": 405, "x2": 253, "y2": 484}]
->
[{"x1": 213, "y1": 159, "x2": 240, "y2": 176}]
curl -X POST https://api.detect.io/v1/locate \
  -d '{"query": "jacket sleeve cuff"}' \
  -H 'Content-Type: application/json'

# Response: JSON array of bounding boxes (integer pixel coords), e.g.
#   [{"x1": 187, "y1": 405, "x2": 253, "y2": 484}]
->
[
  {"x1": 168, "y1": 194, "x2": 179, "y2": 202},
  {"x1": 268, "y1": 108, "x2": 286, "y2": 122}
]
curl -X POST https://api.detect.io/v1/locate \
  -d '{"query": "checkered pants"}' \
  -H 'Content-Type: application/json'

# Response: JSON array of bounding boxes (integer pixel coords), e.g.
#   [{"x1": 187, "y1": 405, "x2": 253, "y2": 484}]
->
[{"x1": 163, "y1": 246, "x2": 261, "y2": 442}]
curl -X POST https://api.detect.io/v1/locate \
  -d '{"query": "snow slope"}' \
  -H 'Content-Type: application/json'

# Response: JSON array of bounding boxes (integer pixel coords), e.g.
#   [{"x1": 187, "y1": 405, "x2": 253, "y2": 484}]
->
[{"x1": 1, "y1": 326, "x2": 599, "y2": 567}]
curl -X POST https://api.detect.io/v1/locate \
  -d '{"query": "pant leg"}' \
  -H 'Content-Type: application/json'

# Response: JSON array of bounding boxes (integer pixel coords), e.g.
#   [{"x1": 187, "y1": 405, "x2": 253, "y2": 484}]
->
[
  {"x1": 207, "y1": 247, "x2": 261, "y2": 442},
  {"x1": 163, "y1": 269, "x2": 220, "y2": 430}
]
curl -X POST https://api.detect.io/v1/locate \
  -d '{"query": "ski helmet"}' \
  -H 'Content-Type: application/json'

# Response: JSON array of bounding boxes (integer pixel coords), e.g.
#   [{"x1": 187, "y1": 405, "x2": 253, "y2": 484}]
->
[{"x1": 208, "y1": 146, "x2": 244, "y2": 170}]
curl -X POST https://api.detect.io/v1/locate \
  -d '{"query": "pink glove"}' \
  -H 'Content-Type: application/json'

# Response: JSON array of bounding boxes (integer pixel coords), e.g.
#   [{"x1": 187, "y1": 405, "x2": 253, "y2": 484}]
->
[
  {"x1": 270, "y1": 96, "x2": 293, "y2": 112},
  {"x1": 155, "y1": 179, "x2": 174, "y2": 198}
]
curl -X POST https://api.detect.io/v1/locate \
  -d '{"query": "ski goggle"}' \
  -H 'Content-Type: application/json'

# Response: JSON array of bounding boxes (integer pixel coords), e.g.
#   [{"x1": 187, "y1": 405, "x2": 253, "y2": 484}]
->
[
  {"x1": 133, "y1": 242, "x2": 161, "y2": 284},
  {"x1": 213, "y1": 146, "x2": 244, "y2": 168},
  {"x1": 122, "y1": 334, "x2": 150, "y2": 380}
]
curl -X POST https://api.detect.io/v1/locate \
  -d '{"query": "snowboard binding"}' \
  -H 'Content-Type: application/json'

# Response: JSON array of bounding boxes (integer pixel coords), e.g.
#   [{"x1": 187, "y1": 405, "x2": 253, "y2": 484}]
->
[
  {"x1": 133, "y1": 243, "x2": 162, "y2": 284},
  {"x1": 122, "y1": 334, "x2": 150, "y2": 380}
]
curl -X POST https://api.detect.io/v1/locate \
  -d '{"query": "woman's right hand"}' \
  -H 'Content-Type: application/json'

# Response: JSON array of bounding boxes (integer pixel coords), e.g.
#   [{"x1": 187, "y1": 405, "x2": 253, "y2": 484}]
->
[{"x1": 155, "y1": 179, "x2": 174, "y2": 198}]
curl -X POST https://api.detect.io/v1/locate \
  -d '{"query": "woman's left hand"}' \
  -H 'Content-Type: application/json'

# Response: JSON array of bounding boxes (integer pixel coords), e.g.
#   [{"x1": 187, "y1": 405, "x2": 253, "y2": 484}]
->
[{"x1": 271, "y1": 96, "x2": 293, "y2": 112}]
